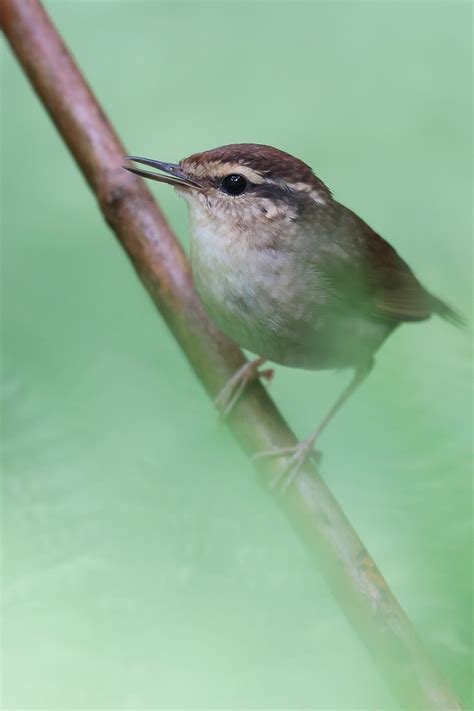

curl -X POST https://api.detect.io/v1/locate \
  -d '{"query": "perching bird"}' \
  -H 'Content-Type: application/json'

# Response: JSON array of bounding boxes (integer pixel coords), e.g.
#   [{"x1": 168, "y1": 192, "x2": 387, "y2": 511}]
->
[{"x1": 124, "y1": 144, "x2": 461, "y2": 488}]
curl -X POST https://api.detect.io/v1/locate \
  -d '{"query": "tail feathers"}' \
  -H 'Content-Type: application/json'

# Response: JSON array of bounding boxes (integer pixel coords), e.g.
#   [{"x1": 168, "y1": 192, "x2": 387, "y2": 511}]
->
[{"x1": 431, "y1": 296, "x2": 466, "y2": 328}]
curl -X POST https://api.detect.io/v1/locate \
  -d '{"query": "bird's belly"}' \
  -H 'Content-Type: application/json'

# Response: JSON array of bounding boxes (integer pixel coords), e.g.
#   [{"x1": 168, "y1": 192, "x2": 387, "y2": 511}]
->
[
  {"x1": 192, "y1": 245, "x2": 308, "y2": 359},
  {"x1": 191, "y1": 238, "x2": 390, "y2": 370}
]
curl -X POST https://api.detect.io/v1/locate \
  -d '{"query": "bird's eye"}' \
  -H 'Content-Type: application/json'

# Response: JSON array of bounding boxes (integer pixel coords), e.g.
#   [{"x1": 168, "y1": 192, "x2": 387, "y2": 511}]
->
[{"x1": 221, "y1": 174, "x2": 247, "y2": 196}]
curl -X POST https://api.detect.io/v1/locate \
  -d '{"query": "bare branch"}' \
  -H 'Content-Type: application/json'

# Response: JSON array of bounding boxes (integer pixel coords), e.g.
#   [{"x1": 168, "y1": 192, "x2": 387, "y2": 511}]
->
[{"x1": 1, "y1": 1, "x2": 462, "y2": 707}]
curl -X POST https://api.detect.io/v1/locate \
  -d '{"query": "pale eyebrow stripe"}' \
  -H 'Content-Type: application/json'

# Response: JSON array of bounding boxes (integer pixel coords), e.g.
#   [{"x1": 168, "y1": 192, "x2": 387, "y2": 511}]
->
[{"x1": 185, "y1": 161, "x2": 266, "y2": 184}]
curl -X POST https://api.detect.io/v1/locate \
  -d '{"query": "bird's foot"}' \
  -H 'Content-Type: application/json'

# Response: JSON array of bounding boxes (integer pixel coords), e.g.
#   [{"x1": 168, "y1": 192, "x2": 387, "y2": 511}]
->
[
  {"x1": 214, "y1": 357, "x2": 274, "y2": 418},
  {"x1": 253, "y1": 434, "x2": 322, "y2": 493}
]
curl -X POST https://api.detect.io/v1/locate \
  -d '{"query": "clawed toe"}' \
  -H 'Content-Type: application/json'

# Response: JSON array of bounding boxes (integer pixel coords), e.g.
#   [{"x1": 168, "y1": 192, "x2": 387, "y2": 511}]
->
[
  {"x1": 214, "y1": 358, "x2": 273, "y2": 418},
  {"x1": 253, "y1": 437, "x2": 322, "y2": 492}
]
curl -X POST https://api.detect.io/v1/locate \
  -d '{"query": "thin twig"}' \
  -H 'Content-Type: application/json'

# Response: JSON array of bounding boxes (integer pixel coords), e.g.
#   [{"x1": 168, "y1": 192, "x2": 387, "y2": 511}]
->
[{"x1": 1, "y1": 1, "x2": 462, "y2": 708}]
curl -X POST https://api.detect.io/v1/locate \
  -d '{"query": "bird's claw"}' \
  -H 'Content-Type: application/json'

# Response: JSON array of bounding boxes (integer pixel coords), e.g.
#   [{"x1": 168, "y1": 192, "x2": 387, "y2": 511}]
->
[
  {"x1": 253, "y1": 438, "x2": 322, "y2": 492},
  {"x1": 214, "y1": 358, "x2": 274, "y2": 419}
]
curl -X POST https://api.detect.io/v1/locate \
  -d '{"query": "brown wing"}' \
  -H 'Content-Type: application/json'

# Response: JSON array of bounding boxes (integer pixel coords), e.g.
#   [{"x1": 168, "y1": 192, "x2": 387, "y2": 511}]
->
[
  {"x1": 326, "y1": 204, "x2": 462, "y2": 325},
  {"x1": 363, "y1": 227, "x2": 435, "y2": 322}
]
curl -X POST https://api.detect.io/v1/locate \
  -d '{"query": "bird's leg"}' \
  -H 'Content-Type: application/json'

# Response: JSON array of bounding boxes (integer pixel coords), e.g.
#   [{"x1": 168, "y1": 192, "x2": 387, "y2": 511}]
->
[
  {"x1": 254, "y1": 361, "x2": 373, "y2": 492},
  {"x1": 214, "y1": 357, "x2": 274, "y2": 418}
]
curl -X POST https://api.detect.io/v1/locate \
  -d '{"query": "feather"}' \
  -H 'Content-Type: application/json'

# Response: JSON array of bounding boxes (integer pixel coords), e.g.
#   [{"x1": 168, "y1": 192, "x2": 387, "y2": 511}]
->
[{"x1": 340, "y1": 207, "x2": 463, "y2": 327}]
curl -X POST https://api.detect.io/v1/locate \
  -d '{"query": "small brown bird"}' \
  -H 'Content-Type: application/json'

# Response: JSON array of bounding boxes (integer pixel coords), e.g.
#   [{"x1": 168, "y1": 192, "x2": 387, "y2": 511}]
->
[{"x1": 124, "y1": 144, "x2": 461, "y2": 488}]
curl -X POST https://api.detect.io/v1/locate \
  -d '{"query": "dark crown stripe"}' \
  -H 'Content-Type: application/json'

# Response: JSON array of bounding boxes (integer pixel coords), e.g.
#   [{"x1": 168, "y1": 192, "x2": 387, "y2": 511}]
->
[{"x1": 184, "y1": 143, "x2": 331, "y2": 197}]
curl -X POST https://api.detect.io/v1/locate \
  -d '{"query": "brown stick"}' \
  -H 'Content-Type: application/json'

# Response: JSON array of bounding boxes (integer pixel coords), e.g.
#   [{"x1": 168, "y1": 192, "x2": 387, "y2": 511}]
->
[{"x1": 1, "y1": 1, "x2": 462, "y2": 707}]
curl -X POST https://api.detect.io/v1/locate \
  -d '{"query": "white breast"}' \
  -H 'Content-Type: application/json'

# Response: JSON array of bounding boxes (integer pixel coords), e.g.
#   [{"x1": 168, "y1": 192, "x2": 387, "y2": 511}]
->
[{"x1": 189, "y1": 215, "x2": 326, "y2": 361}]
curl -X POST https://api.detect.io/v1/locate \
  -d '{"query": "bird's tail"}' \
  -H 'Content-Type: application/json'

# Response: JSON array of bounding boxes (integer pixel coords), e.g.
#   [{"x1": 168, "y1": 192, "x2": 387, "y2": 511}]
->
[{"x1": 431, "y1": 295, "x2": 466, "y2": 327}]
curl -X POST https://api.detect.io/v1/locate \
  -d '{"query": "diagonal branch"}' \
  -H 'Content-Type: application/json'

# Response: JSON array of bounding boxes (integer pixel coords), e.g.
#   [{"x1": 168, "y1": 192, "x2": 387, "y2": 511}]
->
[{"x1": 1, "y1": 1, "x2": 462, "y2": 708}]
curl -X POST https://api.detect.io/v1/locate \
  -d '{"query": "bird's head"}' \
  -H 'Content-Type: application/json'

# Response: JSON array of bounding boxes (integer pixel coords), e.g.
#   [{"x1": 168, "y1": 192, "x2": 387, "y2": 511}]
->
[{"x1": 124, "y1": 143, "x2": 331, "y2": 231}]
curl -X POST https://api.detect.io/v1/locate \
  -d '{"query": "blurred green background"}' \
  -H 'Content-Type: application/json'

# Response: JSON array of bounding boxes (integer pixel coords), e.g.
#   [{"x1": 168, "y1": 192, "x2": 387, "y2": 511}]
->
[{"x1": 1, "y1": 1, "x2": 472, "y2": 709}]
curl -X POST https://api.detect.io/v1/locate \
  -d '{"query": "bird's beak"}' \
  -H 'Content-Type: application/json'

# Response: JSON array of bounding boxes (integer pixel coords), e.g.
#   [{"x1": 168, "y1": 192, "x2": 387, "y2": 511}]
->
[{"x1": 122, "y1": 156, "x2": 201, "y2": 190}]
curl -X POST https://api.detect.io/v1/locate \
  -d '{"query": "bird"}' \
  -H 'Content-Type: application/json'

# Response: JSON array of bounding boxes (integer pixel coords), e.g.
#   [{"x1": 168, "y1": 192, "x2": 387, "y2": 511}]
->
[{"x1": 124, "y1": 144, "x2": 461, "y2": 489}]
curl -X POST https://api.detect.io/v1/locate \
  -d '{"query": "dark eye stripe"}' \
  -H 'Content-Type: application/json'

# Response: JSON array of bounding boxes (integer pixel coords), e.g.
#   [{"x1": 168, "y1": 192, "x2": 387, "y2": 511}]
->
[
  {"x1": 252, "y1": 183, "x2": 293, "y2": 204},
  {"x1": 216, "y1": 175, "x2": 296, "y2": 205}
]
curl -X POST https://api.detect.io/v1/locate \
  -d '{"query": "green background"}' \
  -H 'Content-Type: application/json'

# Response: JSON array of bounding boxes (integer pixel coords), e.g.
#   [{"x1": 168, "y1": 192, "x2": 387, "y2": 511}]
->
[{"x1": 1, "y1": 1, "x2": 472, "y2": 709}]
